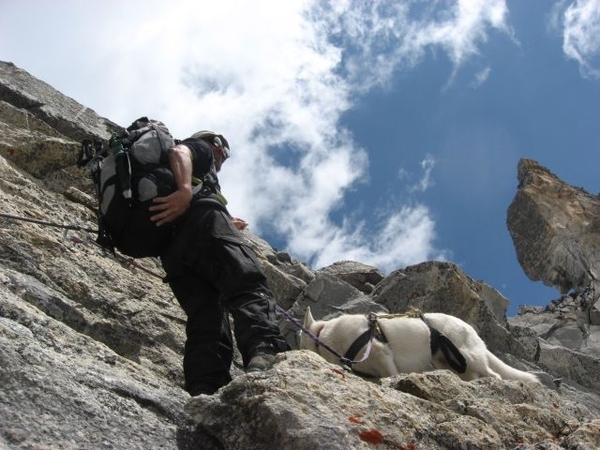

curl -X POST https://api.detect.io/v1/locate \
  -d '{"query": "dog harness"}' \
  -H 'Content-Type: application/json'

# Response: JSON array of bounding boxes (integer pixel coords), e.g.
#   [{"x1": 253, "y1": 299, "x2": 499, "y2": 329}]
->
[
  {"x1": 343, "y1": 312, "x2": 467, "y2": 376},
  {"x1": 342, "y1": 312, "x2": 388, "y2": 365},
  {"x1": 420, "y1": 315, "x2": 467, "y2": 374}
]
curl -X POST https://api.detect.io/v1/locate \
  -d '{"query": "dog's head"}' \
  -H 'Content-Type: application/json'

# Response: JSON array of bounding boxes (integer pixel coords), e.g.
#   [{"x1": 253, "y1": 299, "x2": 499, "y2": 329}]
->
[{"x1": 298, "y1": 306, "x2": 324, "y2": 352}]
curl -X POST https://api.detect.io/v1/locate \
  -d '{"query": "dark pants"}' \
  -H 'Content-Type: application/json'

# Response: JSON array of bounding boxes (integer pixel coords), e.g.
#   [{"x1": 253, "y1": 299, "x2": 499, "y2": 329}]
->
[{"x1": 161, "y1": 205, "x2": 287, "y2": 395}]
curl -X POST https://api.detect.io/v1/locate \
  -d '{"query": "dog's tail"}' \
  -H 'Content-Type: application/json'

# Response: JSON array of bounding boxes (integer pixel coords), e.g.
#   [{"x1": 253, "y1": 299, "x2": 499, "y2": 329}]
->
[{"x1": 486, "y1": 350, "x2": 540, "y2": 383}]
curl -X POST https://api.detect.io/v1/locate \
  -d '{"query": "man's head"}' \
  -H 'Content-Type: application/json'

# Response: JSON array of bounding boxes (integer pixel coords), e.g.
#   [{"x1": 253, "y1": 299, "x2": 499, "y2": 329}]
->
[{"x1": 190, "y1": 130, "x2": 230, "y2": 171}]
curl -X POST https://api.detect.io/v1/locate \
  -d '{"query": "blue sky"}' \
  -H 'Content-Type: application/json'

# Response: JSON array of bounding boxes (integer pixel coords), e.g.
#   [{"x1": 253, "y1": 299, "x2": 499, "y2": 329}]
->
[{"x1": 1, "y1": 0, "x2": 599, "y2": 316}]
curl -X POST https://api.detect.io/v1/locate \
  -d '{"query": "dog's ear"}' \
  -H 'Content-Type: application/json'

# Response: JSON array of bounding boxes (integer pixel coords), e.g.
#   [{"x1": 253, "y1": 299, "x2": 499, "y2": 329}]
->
[
  {"x1": 303, "y1": 306, "x2": 315, "y2": 329},
  {"x1": 299, "y1": 307, "x2": 324, "y2": 351}
]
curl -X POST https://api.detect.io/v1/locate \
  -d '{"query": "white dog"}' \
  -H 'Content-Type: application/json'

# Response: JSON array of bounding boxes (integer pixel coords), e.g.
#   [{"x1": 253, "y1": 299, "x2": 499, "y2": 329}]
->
[{"x1": 299, "y1": 307, "x2": 539, "y2": 383}]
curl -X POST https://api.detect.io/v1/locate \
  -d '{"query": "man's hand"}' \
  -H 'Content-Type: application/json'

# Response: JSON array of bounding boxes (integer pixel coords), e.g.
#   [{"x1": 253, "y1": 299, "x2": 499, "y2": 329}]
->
[
  {"x1": 151, "y1": 144, "x2": 194, "y2": 226},
  {"x1": 149, "y1": 189, "x2": 192, "y2": 226},
  {"x1": 231, "y1": 217, "x2": 248, "y2": 230}
]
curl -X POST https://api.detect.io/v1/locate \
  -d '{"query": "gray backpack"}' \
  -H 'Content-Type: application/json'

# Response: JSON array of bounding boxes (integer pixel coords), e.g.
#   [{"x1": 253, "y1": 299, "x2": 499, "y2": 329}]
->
[{"x1": 79, "y1": 117, "x2": 178, "y2": 257}]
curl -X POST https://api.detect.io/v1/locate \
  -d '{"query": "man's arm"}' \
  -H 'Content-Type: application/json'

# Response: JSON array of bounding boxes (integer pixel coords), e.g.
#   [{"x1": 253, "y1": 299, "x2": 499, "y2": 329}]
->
[{"x1": 149, "y1": 144, "x2": 194, "y2": 226}]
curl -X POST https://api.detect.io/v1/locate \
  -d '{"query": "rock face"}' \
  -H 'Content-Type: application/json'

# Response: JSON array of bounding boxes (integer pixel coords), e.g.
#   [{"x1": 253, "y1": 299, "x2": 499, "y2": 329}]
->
[
  {"x1": 509, "y1": 289, "x2": 600, "y2": 393},
  {"x1": 507, "y1": 158, "x2": 600, "y2": 295},
  {"x1": 1, "y1": 61, "x2": 600, "y2": 449},
  {"x1": 186, "y1": 352, "x2": 599, "y2": 450},
  {"x1": 507, "y1": 157, "x2": 600, "y2": 395}
]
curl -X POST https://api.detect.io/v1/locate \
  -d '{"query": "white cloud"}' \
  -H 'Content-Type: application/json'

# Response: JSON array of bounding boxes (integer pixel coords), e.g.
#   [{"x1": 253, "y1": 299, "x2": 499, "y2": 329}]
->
[
  {"x1": 316, "y1": 0, "x2": 510, "y2": 90},
  {"x1": 399, "y1": 155, "x2": 437, "y2": 194},
  {"x1": 559, "y1": 0, "x2": 600, "y2": 78},
  {"x1": 412, "y1": 155, "x2": 437, "y2": 193},
  {"x1": 471, "y1": 66, "x2": 492, "y2": 88},
  {"x1": 308, "y1": 203, "x2": 447, "y2": 273},
  {"x1": 0, "y1": 0, "x2": 510, "y2": 273}
]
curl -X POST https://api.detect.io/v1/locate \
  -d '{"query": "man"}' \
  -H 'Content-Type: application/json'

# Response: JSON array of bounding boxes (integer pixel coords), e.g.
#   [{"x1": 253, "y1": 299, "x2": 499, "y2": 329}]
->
[{"x1": 149, "y1": 130, "x2": 288, "y2": 396}]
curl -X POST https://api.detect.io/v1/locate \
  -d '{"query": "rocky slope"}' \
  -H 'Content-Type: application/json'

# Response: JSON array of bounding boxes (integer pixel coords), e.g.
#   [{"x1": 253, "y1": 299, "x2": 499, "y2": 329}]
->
[{"x1": 1, "y1": 61, "x2": 599, "y2": 449}]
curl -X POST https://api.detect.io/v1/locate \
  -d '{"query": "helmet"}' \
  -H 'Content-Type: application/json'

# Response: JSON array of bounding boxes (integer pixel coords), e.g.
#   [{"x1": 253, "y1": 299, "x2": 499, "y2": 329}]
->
[{"x1": 190, "y1": 130, "x2": 230, "y2": 159}]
